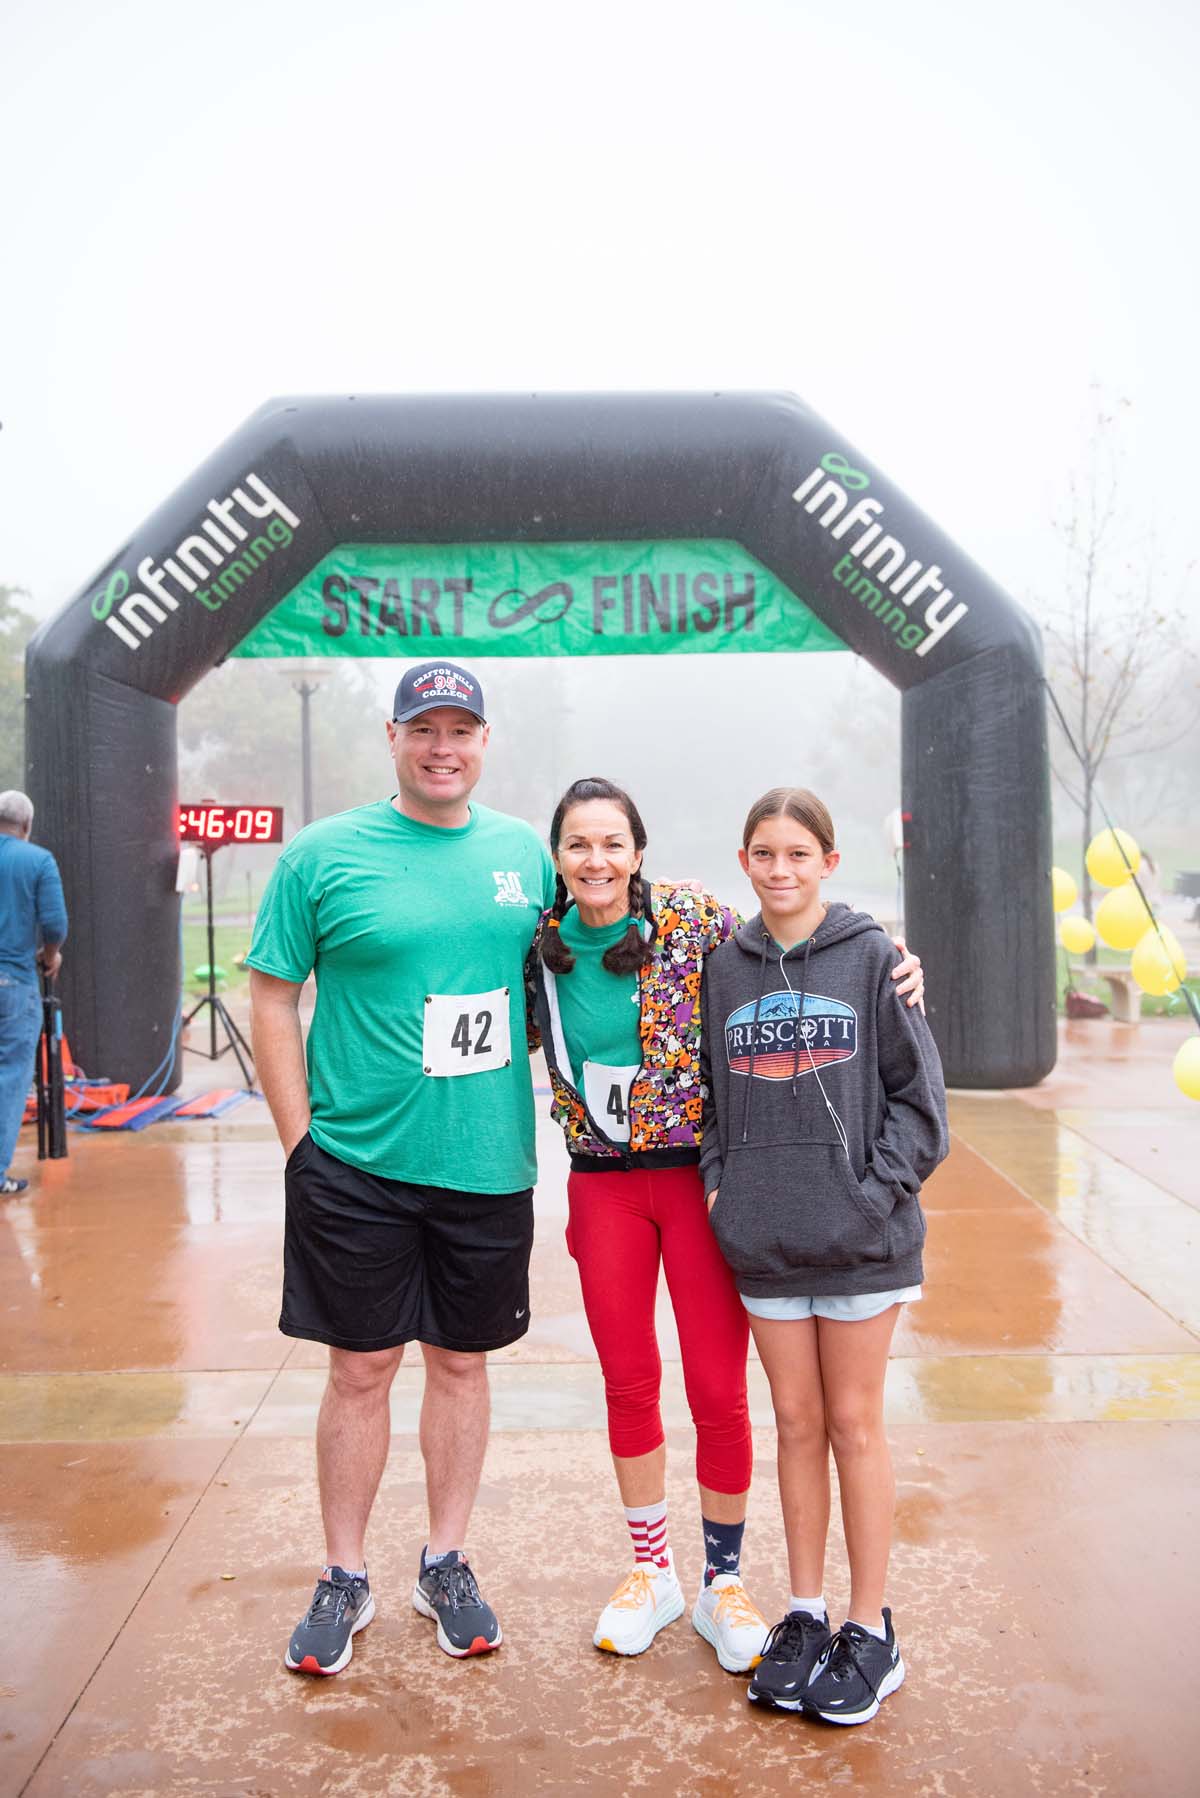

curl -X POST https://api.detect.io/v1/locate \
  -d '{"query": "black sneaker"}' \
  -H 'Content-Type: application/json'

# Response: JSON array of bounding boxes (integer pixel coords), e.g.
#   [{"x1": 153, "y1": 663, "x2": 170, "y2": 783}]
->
[
  {"x1": 748, "y1": 1609, "x2": 833, "y2": 1710},
  {"x1": 284, "y1": 1567, "x2": 375, "y2": 1675},
  {"x1": 1, "y1": 1176, "x2": 29, "y2": 1197},
  {"x1": 801, "y1": 1608, "x2": 905, "y2": 1724},
  {"x1": 412, "y1": 1549, "x2": 502, "y2": 1657}
]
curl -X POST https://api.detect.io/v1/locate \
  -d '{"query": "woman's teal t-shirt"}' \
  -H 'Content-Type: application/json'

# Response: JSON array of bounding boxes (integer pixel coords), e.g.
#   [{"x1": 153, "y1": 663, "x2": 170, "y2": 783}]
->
[{"x1": 555, "y1": 909, "x2": 643, "y2": 1090}]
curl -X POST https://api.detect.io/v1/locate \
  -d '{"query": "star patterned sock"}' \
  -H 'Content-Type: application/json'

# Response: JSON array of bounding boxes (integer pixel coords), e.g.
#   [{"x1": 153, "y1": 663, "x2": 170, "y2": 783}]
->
[{"x1": 701, "y1": 1516, "x2": 745, "y2": 1586}]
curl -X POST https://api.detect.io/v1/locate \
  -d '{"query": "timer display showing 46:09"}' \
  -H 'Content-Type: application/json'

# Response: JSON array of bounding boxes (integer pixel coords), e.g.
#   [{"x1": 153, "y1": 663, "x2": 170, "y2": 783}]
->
[{"x1": 177, "y1": 805, "x2": 283, "y2": 845}]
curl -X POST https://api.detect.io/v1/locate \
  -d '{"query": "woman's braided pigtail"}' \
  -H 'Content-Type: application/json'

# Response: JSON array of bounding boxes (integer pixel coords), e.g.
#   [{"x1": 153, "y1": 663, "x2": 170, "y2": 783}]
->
[
  {"x1": 539, "y1": 873, "x2": 577, "y2": 973},
  {"x1": 602, "y1": 868, "x2": 654, "y2": 975}
]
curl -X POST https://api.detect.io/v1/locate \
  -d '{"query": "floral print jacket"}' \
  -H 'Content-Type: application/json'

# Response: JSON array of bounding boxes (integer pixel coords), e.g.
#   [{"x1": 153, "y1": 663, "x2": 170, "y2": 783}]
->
[{"x1": 528, "y1": 882, "x2": 737, "y2": 1166}]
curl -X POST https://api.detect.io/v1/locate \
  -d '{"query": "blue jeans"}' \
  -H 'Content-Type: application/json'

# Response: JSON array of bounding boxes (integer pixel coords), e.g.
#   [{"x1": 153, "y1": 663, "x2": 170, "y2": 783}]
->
[{"x1": 0, "y1": 974, "x2": 42, "y2": 1173}]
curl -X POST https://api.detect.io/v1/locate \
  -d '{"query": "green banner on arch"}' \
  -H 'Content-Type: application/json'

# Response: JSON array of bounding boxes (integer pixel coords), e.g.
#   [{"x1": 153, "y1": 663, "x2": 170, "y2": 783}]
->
[{"x1": 231, "y1": 540, "x2": 845, "y2": 660}]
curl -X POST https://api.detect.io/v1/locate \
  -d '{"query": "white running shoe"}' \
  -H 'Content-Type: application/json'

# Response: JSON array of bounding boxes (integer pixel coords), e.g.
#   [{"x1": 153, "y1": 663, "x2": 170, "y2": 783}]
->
[
  {"x1": 593, "y1": 1551, "x2": 685, "y2": 1656},
  {"x1": 691, "y1": 1574, "x2": 770, "y2": 1673}
]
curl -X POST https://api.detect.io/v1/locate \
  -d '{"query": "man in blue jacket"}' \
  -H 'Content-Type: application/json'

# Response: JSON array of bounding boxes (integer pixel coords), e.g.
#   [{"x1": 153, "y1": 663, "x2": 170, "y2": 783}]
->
[{"x1": 0, "y1": 790, "x2": 68, "y2": 1196}]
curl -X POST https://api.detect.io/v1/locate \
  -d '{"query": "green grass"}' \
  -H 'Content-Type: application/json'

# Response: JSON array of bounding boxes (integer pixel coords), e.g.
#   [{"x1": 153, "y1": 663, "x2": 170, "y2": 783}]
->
[
  {"x1": 1056, "y1": 946, "x2": 1200, "y2": 1020},
  {"x1": 181, "y1": 922, "x2": 254, "y2": 994},
  {"x1": 181, "y1": 893, "x2": 258, "y2": 922},
  {"x1": 1137, "y1": 983, "x2": 1200, "y2": 1020}
]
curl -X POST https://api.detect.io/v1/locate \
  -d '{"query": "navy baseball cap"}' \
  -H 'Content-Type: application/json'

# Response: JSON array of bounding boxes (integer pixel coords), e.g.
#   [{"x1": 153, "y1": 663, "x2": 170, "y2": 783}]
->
[{"x1": 392, "y1": 661, "x2": 487, "y2": 724}]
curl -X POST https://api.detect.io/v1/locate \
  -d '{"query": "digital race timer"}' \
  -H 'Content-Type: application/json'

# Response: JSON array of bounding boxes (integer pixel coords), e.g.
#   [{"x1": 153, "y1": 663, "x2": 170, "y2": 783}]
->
[{"x1": 177, "y1": 804, "x2": 284, "y2": 847}]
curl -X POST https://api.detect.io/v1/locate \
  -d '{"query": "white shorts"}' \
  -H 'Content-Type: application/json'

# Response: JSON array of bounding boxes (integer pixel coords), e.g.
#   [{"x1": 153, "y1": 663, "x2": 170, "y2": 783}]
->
[{"x1": 740, "y1": 1286, "x2": 922, "y2": 1322}]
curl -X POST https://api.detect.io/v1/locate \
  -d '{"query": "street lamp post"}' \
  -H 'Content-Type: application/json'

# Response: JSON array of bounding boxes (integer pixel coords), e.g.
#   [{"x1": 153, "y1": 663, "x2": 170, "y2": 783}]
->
[
  {"x1": 297, "y1": 676, "x2": 319, "y2": 825},
  {"x1": 275, "y1": 662, "x2": 330, "y2": 826}
]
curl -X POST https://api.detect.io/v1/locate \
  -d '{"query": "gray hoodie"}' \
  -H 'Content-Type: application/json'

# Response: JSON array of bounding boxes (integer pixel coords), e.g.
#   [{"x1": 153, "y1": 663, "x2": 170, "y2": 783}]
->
[{"x1": 699, "y1": 904, "x2": 948, "y2": 1297}]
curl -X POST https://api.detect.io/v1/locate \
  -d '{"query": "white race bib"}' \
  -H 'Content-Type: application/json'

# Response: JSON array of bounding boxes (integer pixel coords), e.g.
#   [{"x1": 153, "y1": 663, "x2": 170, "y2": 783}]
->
[
  {"x1": 423, "y1": 988, "x2": 512, "y2": 1077},
  {"x1": 583, "y1": 1060, "x2": 640, "y2": 1144}
]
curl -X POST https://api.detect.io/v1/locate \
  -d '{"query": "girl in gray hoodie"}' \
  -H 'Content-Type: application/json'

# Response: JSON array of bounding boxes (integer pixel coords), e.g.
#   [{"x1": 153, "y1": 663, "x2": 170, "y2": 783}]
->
[{"x1": 700, "y1": 787, "x2": 948, "y2": 1727}]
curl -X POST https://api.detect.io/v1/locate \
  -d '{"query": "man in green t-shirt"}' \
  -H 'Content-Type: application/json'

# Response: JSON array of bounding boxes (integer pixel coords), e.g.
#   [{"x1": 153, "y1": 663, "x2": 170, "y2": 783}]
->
[{"x1": 247, "y1": 660, "x2": 554, "y2": 1676}]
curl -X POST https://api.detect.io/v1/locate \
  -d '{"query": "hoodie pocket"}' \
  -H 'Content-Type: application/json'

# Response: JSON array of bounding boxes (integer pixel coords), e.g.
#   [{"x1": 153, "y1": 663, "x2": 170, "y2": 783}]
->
[{"x1": 708, "y1": 1126, "x2": 891, "y2": 1279}]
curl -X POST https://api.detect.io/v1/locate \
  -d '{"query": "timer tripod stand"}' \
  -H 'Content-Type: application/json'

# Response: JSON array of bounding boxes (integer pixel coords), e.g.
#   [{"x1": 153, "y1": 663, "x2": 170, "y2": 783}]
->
[{"x1": 182, "y1": 846, "x2": 255, "y2": 1087}]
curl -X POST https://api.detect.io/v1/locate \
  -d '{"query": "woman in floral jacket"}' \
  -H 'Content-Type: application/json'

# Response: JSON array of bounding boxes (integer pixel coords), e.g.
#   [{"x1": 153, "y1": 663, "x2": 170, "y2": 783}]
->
[{"x1": 529, "y1": 777, "x2": 922, "y2": 1675}]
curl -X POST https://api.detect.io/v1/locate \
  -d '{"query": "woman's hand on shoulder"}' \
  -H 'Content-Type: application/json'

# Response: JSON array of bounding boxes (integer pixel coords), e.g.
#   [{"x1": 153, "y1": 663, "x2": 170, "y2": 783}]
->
[{"x1": 890, "y1": 936, "x2": 925, "y2": 1011}]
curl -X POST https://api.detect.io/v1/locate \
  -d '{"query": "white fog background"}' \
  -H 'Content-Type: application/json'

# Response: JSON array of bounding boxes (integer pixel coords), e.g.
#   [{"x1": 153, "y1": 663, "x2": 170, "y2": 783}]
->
[{"x1": 3, "y1": 0, "x2": 1197, "y2": 916}]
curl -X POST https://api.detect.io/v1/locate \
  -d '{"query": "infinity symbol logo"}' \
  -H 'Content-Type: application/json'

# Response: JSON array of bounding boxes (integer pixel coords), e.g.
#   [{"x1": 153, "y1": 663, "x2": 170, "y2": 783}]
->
[
  {"x1": 819, "y1": 451, "x2": 870, "y2": 492},
  {"x1": 91, "y1": 568, "x2": 130, "y2": 621},
  {"x1": 487, "y1": 582, "x2": 574, "y2": 629}
]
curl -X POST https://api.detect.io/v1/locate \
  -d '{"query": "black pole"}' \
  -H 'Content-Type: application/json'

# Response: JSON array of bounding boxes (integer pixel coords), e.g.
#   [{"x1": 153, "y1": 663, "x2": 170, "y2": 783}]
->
[
  {"x1": 37, "y1": 971, "x2": 67, "y2": 1160},
  {"x1": 205, "y1": 851, "x2": 217, "y2": 1059},
  {"x1": 35, "y1": 1002, "x2": 48, "y2": 1161},
  {"x1": 47, "y1": 981, "x2": 66, "y2": 1159},
  {"x1": 181, "y1": 850, "x2": 256, "y2": 1087}
]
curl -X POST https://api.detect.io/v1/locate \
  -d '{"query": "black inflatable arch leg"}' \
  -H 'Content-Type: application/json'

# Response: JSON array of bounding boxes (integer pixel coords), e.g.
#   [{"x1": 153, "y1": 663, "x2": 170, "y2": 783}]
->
[
  {"x1": 902, "y1": 645, "x2": 1056, "y2": 1087},
  {"x1": 26, "y1": 658, "x2": 181, "y2": 1093}
]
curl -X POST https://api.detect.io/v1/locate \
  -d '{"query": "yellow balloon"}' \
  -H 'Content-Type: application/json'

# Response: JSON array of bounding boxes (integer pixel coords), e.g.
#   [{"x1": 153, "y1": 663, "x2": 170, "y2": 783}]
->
[
  {"x1": 1095, "y1": 881, "x2": 1152, "y2": 951},
  {"x1": 1131, "y1": 925, "x2": 1187, "y2": 996},
  {"x1": 1052, "y1": 867, "x2": 1078, "y2": 913},
  {"x1": 1086, "y1": 828, "x2": 1141, "y2": 888},
  {"x1": 1174, "y1": 1036, "x2": 1200, "y2": 1102},
  {"x1": 1059, "y1": 915, "x2": 1096, "y2": 955}
]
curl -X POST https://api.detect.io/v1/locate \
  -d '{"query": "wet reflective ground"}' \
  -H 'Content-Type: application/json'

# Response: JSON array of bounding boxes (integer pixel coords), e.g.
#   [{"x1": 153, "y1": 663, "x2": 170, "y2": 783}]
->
[{"x1": 2, "y1": 1019, "x2": 1198, "y2": 1795}]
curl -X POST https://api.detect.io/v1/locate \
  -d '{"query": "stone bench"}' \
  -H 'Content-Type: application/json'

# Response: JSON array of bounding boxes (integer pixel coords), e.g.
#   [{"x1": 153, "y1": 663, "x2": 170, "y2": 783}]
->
[{"x1": 1069, "y1": 964, "x2": 1198, "y2": 1023}]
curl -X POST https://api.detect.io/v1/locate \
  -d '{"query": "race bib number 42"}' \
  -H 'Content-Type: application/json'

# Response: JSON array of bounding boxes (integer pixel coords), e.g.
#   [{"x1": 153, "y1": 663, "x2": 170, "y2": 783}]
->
[{"x1": 423, "y1": 988, "x2": 512, "y2": 1077}]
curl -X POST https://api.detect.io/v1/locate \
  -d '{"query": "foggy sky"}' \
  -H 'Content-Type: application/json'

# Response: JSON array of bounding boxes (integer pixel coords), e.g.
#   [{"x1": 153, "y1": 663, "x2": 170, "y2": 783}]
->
[{"x1": 3, "y1": 0, "x2": 1197, "y2": 624}]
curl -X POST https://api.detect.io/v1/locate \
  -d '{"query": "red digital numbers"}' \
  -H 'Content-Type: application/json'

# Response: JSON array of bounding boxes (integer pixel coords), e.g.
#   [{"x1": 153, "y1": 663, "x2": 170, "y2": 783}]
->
[{"x1": 177, "y1": 804, "x2": 284, "y2": 848}]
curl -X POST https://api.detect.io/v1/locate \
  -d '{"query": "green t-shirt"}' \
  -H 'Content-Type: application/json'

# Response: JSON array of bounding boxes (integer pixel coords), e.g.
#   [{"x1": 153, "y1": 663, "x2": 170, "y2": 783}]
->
[
  {"x1": 246, "y1": 800, "x2": 555, "y2": 1190},
  {"x1": 555, "y1": 910, "x2": 643, "y2": 1121}
]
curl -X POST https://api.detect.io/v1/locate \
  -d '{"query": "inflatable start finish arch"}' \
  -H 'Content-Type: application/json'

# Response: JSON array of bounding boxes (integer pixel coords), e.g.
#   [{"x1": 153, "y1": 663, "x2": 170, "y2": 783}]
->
[{"x1": 26, "y1": 393, "x2": 1056, "y2": 1090}]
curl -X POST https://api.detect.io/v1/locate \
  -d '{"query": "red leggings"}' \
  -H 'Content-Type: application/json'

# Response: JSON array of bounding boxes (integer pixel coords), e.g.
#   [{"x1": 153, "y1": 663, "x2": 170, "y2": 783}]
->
[{"x1": 566, "y1": 1164, "x2": 753, "y2": 1495}]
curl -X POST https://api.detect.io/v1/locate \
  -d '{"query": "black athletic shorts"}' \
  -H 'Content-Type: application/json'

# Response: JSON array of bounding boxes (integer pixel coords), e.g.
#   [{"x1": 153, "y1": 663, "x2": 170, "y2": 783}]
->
[{"x1": 281, "y1": 1132, "x2": 535, "y2": 1354}]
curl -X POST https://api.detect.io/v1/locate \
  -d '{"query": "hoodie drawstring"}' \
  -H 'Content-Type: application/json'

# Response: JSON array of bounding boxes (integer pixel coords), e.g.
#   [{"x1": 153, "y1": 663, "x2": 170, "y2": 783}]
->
[
  {"x1": 779, "y1": 928, "x2": 851, "y2": 1157},
  {"x1": 741, "y1": 931, "x2": 771, "y2": 1144},
  {"x1": 786, "y1": 937, "x2": 814, "y2": 1095}
]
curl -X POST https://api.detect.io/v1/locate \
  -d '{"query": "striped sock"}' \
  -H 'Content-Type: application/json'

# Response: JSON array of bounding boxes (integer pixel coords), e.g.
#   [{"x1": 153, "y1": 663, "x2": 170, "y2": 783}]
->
[{"x1": 624, "y1": 1500, "x2": 670, "y2": 1569}]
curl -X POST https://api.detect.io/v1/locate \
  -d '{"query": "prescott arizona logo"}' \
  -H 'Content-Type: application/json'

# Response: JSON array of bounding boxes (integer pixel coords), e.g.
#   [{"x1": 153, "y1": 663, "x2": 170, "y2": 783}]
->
[{"x1": 725, "y1": 992, "x2": 858, "y2": 1080}]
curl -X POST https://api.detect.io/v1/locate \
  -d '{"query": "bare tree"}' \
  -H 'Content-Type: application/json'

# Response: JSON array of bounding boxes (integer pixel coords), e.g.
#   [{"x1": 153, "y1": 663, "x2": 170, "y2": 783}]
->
[
  {"x1": 1040, "y1": 399, "x2": 1197, "y2": 927},
  {"x1": 1, "y1": 584, "x2": 37, "y2": 788}
]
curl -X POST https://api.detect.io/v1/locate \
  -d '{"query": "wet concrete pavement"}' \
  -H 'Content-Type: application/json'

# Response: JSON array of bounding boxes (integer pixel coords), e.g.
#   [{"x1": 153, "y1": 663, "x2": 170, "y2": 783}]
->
[{"x1": 2, "y1": 1018, "x2": 1198, "y2": 1795}]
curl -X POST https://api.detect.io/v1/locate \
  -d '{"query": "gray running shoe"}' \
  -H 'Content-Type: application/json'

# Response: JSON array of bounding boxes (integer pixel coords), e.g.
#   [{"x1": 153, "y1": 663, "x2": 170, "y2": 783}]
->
[
  {"x1": 284, "y1": 1567, "x2": 375, "y2": 1675},
  {"x1": 412, "y1": 1549, "x2": 502, "y2": 1657}
]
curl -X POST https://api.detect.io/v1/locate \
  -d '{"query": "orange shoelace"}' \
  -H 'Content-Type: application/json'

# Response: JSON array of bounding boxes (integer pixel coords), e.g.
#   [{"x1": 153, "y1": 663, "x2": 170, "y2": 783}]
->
[
  {"x1": 607, "y1": 1568, "x2": 659, "y2": 1611},
  {"x1": 714, "y1": 1582, "x2": 766, "y2": 1630}
]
